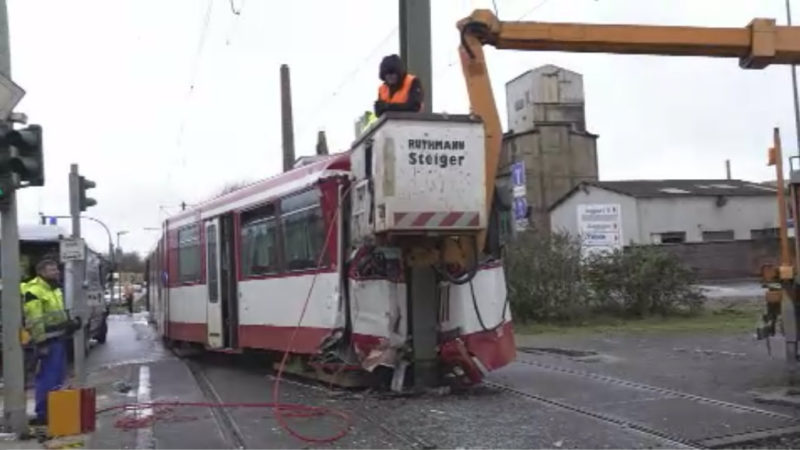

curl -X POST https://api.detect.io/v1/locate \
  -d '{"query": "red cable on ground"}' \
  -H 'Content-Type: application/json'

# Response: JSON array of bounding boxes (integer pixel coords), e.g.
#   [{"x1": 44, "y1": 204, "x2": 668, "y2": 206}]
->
[
  {"x1": 97, "y1": 400, "x2": 351, "y2": 433},
  {"x1": 271, "y1": 183, "x2": 354, "y2": 444}
]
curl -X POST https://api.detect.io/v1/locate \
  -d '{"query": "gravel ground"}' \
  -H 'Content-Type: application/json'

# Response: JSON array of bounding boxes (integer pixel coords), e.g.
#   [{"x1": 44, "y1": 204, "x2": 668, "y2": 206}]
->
[{"x1": 729, "y1": 433, "x2": 800, "y2": 449}]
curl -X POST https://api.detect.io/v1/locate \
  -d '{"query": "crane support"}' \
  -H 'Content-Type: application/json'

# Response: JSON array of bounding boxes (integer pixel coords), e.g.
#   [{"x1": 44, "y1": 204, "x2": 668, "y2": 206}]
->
[{"x1": 458, "y1": 9, "x2": 800, "y2": 253}]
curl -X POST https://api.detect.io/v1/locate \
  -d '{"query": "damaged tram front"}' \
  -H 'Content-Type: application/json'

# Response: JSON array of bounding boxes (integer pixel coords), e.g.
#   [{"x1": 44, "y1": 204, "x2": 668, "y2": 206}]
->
[{"x1": 148, "y1": 113, "x2": 515, "y2": 389}]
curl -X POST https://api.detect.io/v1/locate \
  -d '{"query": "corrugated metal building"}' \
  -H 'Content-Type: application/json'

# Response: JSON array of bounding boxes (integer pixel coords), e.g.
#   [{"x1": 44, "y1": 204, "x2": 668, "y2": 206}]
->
[
  {"x1": 549, "y1": 179, "x2": 780, "y2": 244},
  {"x1": 500, "y1": 64, "x2": 598, "y2": 232}
]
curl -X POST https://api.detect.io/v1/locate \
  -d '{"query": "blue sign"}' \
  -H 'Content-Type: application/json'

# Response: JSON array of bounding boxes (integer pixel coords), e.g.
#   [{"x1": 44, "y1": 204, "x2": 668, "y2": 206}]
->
[
  {"x1": 513, "y1": 197, "x2": 528, "y2": 221},
  {"x1": 511, "y1": 161, "x2": 525, "y2": 187}
]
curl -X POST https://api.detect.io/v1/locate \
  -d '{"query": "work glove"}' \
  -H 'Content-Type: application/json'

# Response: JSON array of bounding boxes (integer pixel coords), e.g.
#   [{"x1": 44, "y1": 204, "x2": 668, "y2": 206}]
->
[
  {"x1": 374, "y1": 100, "x2": 387, "y2": 116},
  {"x1": 66, "y1": 317, "x2": 82, "y2": 334}
]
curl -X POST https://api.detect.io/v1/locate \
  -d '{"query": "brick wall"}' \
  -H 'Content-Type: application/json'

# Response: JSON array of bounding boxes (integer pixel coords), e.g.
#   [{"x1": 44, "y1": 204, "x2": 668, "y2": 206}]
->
[{"x1": 654, "y1": 238, "x2": 790, "y2": 280}]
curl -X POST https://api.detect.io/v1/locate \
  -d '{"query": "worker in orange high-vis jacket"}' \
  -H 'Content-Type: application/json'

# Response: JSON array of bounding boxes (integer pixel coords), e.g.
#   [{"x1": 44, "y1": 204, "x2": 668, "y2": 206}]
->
[{"x1": 374, "y1": 54, "x2": 424, "y2": 117}]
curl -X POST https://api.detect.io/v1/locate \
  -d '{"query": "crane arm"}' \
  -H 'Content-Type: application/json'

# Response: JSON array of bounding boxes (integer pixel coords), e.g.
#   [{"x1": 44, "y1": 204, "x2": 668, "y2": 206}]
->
[{"x1": 458, "y1": 9, "x2": 800, "y2": 254}]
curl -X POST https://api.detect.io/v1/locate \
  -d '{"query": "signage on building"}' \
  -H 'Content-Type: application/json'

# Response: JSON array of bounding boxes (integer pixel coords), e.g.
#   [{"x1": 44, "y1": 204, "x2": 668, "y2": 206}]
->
[
  {"x1": 511, "y1": 161, "x2": 527, "y2": 231},
  {"x1": 577, "y1": 203, "x2": 622, "y2": 256}
]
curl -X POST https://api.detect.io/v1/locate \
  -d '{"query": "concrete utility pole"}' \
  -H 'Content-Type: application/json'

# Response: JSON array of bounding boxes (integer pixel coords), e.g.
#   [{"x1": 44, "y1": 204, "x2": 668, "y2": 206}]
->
[
  {"x1": 0, "y1": 0, "x2": 27, "y2": 434},
  {"x1": 68, "y1": 164, "x2": 87, "y2": 385},
  {"x1": 399, "y1": 0, "x2": 432, "y2": 113},
  {"x1": 787, "y1": 0, "x2": 800, "y2": 156},
  {"x1": 399, "y1": 0, "x2": 438, "y2": 388},
  {"x1": 725, "y1": 159, "x2": 731, "y2": 180},
  {"x1": 280, "y1": 64, "x2": 296, "y2": 172}
]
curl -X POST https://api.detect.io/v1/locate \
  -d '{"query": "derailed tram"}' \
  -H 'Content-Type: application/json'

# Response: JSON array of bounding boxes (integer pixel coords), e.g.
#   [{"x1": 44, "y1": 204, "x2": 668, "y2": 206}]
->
[{"x1": 146, "y1": 113, "x2": 516, "y2": 389}]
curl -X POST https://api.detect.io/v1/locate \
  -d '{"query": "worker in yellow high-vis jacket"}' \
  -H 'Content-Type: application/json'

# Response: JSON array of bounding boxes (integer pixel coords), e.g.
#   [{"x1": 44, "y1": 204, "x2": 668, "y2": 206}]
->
[{"x1": 22, "y1": 258, "x2": 76, "y2": 426}]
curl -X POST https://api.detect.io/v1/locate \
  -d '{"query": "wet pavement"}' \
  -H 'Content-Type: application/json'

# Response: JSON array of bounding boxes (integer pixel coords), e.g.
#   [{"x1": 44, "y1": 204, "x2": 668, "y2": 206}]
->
[{"x1": 17, "y1": 311, "x2": 796, "y2": 449}]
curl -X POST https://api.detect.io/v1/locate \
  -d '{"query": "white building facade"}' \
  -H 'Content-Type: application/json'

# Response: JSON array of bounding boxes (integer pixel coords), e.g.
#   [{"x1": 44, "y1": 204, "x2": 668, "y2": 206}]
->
[{"x1": 549, "y1": 180, "x2": 780, "y2": 246}]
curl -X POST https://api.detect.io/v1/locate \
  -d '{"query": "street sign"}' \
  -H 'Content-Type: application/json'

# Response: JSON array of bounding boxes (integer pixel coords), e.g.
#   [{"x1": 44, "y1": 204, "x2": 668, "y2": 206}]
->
[
  {"x1": 510, "y1": 161, "x2": 527, "y2": 232},
  {"x1": 0, "y1": 73, "x2": 25, "y2": 121},
  {"x1": 577, "y1": 203, "x2": 623, "y2": 256},
  {"x1": 60, "y1": 237, "x2": 86, "y2": 262},
  {"x1": 511, "y1": 161, "x2": 525, "y2": 186}
]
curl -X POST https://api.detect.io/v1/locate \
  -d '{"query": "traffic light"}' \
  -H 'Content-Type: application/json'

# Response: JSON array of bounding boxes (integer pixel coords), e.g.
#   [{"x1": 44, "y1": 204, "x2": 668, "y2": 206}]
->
[
  {"x1": 0, "y1": 124, "x2": 44, "y2": 187},
  {"x1": 0, "y1": 174, "x2": 15, "y2": 205},
  {"x1": 78, "y1": 175, "x2": 97, "y2": 211}
]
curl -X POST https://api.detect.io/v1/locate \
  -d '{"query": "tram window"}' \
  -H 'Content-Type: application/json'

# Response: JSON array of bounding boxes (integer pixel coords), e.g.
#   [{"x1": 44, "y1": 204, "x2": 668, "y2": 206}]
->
[
  {"x1": 281, "y1": 190, "x2": 327, "y2": 271},
  {"x1": 177, "y1": 224, "x2": 201, "y2": 283},
  {"x1": 241, "y1": 204, "x2": 280, "y2": 276}
]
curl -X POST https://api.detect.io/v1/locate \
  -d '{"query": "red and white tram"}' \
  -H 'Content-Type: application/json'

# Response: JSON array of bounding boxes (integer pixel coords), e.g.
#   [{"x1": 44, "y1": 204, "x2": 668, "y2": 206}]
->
[{"x1": 146, "y1": 113, "x2": 516, "y2": 388}]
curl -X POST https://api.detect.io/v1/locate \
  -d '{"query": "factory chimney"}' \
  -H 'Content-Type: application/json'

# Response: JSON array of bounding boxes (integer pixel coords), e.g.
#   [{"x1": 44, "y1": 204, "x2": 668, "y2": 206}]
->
[{"x1": 280, "y1": 64, "x2": 295, "y2": 172}]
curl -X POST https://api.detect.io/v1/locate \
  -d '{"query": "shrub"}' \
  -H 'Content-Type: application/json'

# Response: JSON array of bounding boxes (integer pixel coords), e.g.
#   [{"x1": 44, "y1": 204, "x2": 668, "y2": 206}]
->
[
  {"x1": 505, "y1": 233, "x2": 704, "y2": 323},
  {"x1": 505, "y1": 231, "x2": 590, "y2": 322},
  {"x1": 584, "y1": 246, "x2": 704, "y2": 317}
]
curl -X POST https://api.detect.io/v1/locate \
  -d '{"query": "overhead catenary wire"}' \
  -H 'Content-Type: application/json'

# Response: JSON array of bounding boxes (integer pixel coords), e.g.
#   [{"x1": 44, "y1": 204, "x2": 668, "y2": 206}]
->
[
  {"x1": 228, "y1": 0, "x2": 242, "y2": 15},
  {"x1": 176, "y1": 0, "x2": 214, "y2": 151},
  {"x1": 438, "y1": 0, "x2": 551, "y2": 73},
  {"x1": 225, "y1": 0, "x2": 245, "y2": 45},
  {"x1": 295, "y1": 27, "x2": 399, "y2": 141},
  {"x1": 165, "y1": 0, "x2": 214, "y2": 203}
]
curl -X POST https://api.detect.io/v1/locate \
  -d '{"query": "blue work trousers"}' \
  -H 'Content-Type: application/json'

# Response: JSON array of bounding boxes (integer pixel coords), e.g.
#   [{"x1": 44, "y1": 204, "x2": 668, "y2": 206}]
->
[{"x1": 34, "y1": 339, "x2": 66, "y2": 422}]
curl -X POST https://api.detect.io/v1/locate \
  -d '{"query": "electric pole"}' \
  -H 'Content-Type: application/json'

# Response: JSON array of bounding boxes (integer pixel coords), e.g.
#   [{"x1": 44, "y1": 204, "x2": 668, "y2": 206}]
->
[
  {"x1": 0, "y1": 0, "x2": 26, "y2": 434},
  {"x1": 67, "y1": 165, "x2": 96, "y2": 386},
  {"x1": 788, "y1": 0, "x2": 800, "y2": 156},
  {"x1": 399, "y1": 0, "x2": 432, "y2": 113},
  {"x1": 399, "y1": 0, "x2": 437, "y2": 388},
  {"x1": 67, "y1": 165, "x2": 86, "y2": 385}
]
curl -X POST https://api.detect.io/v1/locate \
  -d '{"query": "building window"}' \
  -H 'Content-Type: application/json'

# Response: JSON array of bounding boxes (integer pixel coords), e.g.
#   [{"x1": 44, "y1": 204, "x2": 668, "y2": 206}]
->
[
  {"x1": 241, "y1": 204, "x2": 280, "y2": 277},
  {"x1": 751, "y1": 228, "x2": 780, "y2": 240},
  {"x1": 702, "y1": 230, "x2": 734, "y2": 242},
  {"x1": 281, "y1": 189, "x2": 327, "y2": 271},
  {"x1": 177, "y1": 224, "x2": 201, "y2": 283},
  {"x1": 653, "y1": 231, "x2": 686, "y2": 244}
]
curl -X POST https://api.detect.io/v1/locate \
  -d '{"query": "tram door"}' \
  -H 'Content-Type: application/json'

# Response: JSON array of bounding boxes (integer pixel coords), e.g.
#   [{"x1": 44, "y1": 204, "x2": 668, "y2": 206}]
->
[{"x1": 205, "y1": 218, "x2": 224, "y2": 348}]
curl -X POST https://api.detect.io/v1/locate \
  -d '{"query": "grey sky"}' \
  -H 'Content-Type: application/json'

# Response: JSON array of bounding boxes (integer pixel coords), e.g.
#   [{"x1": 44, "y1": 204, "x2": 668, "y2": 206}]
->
[{"x1": 8, "y1": 0, "x2": 799, "y2": 254}]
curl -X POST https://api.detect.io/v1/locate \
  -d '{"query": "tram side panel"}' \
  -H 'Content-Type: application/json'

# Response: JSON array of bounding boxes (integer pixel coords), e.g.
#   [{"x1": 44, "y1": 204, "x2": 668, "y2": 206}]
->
[
  {"x1": 165, "y1": 221, "x2": 208, "y2": 344},
  {"x1": 235, "y1": 180, "x2": 346, "y2": 353}
]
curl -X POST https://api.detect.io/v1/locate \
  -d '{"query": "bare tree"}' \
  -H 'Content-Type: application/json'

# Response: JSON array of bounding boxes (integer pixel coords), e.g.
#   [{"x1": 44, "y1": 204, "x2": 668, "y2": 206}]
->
[{"x1": 216, "y1": 180, "x2": 252, "y2": 197}]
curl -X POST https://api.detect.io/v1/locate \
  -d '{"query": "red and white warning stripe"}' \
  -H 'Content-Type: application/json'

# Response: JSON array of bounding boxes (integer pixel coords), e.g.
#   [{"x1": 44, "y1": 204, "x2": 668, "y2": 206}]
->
[{"x1": 393, "y1": 211, "x2": 480, "y2": 228}]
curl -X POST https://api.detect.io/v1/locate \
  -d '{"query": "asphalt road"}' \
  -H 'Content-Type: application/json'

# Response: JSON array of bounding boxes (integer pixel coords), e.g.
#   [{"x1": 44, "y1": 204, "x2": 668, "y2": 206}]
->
[{"x1": 78, "y1": 313, "x2": 800, "y2": 449}]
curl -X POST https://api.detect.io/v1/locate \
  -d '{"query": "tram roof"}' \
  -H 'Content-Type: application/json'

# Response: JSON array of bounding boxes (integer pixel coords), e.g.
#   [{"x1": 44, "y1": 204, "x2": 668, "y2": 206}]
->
[{"x1": 165, "y1": 152, "x2": 350, "y2": 229}]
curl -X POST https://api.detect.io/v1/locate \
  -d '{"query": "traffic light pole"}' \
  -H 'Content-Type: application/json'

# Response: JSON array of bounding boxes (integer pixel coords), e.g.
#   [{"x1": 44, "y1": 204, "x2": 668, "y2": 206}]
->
[
  {"x1": 1, "y1": 188, "x2": 26, "y2": 433},
  {"x1": 68, "y1": 164, "x2": 86, "y2": 385},
  {"x1": 0, "y1": 0, "x2": 28, "y2": 435}
]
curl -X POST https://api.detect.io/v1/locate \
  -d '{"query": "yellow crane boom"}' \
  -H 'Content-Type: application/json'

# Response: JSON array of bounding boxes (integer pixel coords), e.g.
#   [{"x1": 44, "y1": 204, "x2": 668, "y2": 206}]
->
[{"x1": 457, "y1": 9, "x2": 800, "y2": 253}]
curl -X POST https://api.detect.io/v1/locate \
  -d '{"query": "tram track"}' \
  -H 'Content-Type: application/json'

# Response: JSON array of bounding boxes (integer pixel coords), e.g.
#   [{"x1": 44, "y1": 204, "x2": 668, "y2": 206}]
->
[
  {"x1": 484, "y1": 379, "x2": 701, "y2": 449},
  {"x1": 514, "y1": 358, "x2": 796, "y2": 421},
  {"x1": 500, "y1": 358, "x2": 800, "y2": 448},
  {"x1": 185, "y1": 358, "x2": 249, "y2": 449}
]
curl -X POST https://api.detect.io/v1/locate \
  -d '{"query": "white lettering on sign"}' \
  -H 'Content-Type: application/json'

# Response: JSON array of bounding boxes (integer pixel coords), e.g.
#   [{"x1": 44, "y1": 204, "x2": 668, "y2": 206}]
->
[
  {"x1": 577, "y1": 204, "x2": 623, "y2": 257},
  {"x1": 60, "y1": 237, "x2": 86, "y2": 262}
]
